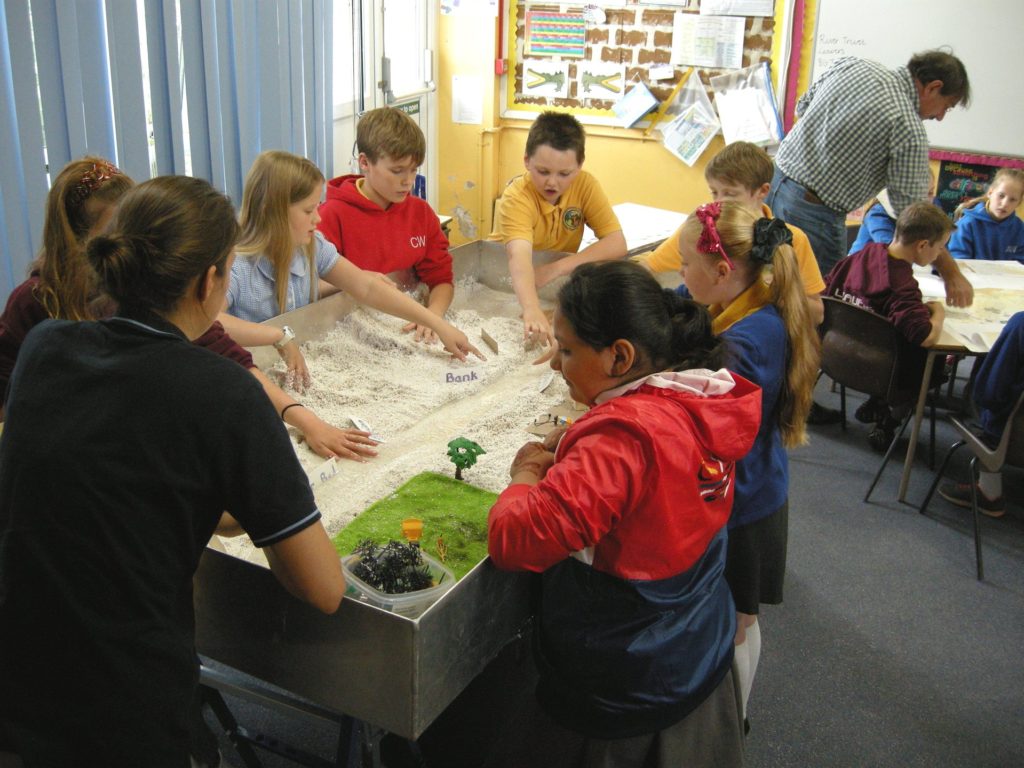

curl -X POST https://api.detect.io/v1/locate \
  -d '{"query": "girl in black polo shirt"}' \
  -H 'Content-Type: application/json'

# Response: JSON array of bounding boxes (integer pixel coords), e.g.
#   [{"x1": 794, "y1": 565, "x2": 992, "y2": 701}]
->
[{"x1": 0, "y1": 176, "x2": 346, "y2": 768}]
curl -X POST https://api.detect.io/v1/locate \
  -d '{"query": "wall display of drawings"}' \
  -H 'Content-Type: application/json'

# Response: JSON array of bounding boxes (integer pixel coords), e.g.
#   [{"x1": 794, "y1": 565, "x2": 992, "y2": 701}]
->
[
  {"x1": 506, "y1": 2, "x2": 777, "y2": 118},
  {"x1": 525, "y1": 10, "x2": 586, "y2": 58}
]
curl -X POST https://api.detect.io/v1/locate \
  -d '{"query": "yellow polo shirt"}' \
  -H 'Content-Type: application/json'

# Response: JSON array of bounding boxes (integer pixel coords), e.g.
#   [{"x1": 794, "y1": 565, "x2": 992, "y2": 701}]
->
[
  {"x1": 634, "y1": 203, "x2": 826, "y2": 295},
  {"x1": 488, "y1": 172, "x2": 621, "y2": 253}
]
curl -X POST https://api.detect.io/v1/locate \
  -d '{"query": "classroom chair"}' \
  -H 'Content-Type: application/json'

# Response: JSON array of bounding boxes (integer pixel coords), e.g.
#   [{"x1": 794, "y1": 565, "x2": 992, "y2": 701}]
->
[
  {"x1": 918, "y1": 389, "x2": 1024, "y2": 580},
  {"x1": 818, "y1": 297, "x2": 940, "y2": 502}
]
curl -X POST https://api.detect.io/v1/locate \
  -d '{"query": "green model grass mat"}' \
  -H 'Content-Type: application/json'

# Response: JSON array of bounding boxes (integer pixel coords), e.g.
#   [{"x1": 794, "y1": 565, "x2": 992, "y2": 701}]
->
[{"x1": 332, "y1": 471, "x2": 496, "y2": 580}]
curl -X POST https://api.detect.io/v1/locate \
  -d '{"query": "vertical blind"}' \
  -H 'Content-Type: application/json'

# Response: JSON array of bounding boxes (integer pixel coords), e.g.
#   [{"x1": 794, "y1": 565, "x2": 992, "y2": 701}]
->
[{"x1": 0, "y1": 0, "x2": 333, "y2": 303}]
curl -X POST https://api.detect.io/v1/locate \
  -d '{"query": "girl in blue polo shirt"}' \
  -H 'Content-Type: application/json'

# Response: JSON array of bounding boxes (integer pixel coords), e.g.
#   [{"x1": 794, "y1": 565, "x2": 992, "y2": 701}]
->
[{"x1": 678, "y1": 201, "x2": 820, "y2": 728}]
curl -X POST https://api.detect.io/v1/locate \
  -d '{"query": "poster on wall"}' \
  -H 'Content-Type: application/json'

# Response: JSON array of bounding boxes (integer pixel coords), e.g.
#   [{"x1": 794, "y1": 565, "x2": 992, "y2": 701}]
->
[
  {"x1": 525, "y1": 11, "x2": 586, "y2": 58},
  {"x1": 935, "y1": 160, "x2": 997, "y2": 219},
  {"x1": 670, "y1": 11, "x2": 744, "y2": 69},
  {"x1": 522, "y1": 60, "x2": 570, "y2": 98},
  {"x1": 579, "y1": 62, "x2": 625, "y2": 100}
]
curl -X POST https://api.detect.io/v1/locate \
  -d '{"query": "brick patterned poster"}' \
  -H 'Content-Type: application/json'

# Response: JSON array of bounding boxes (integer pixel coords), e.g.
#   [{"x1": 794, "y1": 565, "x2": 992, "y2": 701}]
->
[
  {"x1": 509, "y1": 4, "x2": 777, "y2": 115},
  {"x1": 525, "y1": 11, "x2": 586, "y2": 58}
]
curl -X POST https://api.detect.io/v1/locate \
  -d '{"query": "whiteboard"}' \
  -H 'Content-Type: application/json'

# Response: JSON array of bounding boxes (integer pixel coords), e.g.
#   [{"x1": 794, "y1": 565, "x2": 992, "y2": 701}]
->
[{"x1": 810, "y1": 0, "x2": 1023, "y2": 160}]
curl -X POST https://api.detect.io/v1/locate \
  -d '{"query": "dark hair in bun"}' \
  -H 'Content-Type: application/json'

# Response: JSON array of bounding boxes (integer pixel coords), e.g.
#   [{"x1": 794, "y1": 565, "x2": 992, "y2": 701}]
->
[
  {"x1": 86, "y1": 175, "x2": 239, "y2": 315},
  {"x1": 556, "y1": 260, "x2": 726, "y2": 374}
]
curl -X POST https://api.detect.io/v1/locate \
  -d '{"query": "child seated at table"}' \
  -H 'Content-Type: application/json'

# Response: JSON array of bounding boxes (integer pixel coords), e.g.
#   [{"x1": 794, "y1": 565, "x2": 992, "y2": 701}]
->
[
  {"x1": 824, "y1": 201, "x2": 952, "y2": 448},
  {"x1": 939, "y1": 311, "x2": 1024, "y2": 518},
  {"x1": 317, "y1": 107, "x2": 454, "y2": 343},
  {"x1": 948, "y1": 168, "x2": 1024, "y2": 262},
  {"x1": 848, "y1": 171, "x2": 939, "y2": 254},
  {"x1": 487, "y1": 112, "x2": 626, "y2": 356}
]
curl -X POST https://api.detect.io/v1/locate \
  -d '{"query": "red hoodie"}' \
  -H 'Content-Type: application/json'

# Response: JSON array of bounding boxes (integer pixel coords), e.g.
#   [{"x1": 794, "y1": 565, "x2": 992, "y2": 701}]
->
[{"x1": 317, "y1": 175, "x2": 453, "y2": 288}]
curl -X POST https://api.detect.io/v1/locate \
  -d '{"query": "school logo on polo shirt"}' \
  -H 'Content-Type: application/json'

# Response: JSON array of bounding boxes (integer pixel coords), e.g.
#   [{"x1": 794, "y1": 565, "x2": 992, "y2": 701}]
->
[{"x1": 562, "y1": 207, "x2": 583, "y2": 231}]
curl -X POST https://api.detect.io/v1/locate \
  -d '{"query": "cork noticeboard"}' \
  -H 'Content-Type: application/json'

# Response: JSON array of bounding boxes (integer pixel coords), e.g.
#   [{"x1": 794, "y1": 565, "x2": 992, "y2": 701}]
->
[{"x1": 505, "y1": 2, "x2": 779, "y2": 120}]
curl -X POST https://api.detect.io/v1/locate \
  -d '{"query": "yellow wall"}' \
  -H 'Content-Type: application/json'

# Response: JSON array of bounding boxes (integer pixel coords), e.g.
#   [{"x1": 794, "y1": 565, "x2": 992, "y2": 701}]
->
[
  {"x1": 437, "y1": 13, "x2": 499, "y2": 245},
  {"x1": 437, "y1": 13, "x2": 717, "y2": 247}
]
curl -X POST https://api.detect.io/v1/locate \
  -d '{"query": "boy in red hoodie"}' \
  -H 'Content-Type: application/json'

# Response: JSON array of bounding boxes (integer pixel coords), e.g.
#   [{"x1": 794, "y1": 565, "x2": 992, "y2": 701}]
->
[{"x1": 318, "y1": 107, "x2": 453, "y2": 342}]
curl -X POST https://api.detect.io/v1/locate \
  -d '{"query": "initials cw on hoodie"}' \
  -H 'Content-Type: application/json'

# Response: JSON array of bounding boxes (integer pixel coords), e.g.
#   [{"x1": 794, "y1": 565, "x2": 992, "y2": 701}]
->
[{"x1": 317, "y1": 175, "x2": 454, "y2": 287}]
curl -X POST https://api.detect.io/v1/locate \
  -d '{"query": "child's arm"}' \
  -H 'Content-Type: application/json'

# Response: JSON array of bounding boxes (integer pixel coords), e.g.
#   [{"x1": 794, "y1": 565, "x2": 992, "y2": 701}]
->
[
  {"x1": 401, "y1": 282, "x2": 454, "y2": 343},
  {"x1": 218, "y1": 311, "x2": 312, "y2": 390},
  {"x1": 401, "y1": 219, "x2": 455, "y2": 342},
  {"x1": 920, "y1": 301, "x2": 945, "y2": 347},
  {"x1": 247, "y1": 367, "x2": 379, "y2": 461},
  {"x1": 506, "y1": 238, "x2": 553, "y2": 348},
  {"x1": 534, "y1": 230, "x2": 628, "y2": 289},
  {"x1": 323, "y1": 258, "x2": 483, "y2": 361},
  {"x1": 932, "y1": 249, "x2": 974, "y2": 307}
]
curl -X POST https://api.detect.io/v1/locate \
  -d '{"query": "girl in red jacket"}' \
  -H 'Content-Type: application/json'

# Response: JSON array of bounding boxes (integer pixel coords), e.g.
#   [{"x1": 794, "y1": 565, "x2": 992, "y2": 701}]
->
[{"x1": 489, "y1": 260, "x2": 761, "y2": 767}]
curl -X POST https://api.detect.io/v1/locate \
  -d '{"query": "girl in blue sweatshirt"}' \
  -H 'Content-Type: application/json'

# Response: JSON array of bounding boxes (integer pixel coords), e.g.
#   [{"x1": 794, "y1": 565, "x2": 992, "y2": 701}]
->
[{"x1": 949, "y1": 168, "x2": 1024, "y2": 262}]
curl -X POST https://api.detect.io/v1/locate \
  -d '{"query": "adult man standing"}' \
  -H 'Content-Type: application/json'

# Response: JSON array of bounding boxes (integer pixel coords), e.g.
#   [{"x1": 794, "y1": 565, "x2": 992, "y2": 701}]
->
[{"x1": 767, "y1": 49, "x2": 974, "y2": 306}]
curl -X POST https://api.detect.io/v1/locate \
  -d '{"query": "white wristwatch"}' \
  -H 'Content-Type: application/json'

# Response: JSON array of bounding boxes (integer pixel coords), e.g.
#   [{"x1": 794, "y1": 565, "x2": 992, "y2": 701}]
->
[{"x1": 273, "y1": 325, "x2": 295, "y2": 350}]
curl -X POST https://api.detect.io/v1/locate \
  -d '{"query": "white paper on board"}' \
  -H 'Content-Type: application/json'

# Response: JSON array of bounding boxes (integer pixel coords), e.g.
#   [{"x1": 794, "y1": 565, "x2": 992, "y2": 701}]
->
[{"x1": 452, "y1": 75, "x2": 483, "y2": 124}]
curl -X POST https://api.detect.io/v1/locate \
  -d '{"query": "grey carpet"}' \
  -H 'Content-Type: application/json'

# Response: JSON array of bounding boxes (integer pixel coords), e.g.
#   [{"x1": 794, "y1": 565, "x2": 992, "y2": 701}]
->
[{"x1": 207, "y1": 377, "x2": 1024, "y2": 767}]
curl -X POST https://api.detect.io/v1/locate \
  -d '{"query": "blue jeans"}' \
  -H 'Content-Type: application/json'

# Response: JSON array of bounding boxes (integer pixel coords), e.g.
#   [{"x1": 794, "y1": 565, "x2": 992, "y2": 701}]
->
[{"x1": 766, "y1": 167, "x2": 848, "y2": 276}]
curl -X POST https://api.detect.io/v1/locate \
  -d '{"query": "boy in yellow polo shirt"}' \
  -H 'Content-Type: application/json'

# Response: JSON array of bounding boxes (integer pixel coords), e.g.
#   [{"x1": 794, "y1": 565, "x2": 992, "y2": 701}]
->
[
  {"x1": 636, "y1": 141, "x2": 826, "y2": 325},
  {"x1": 489, "y1": 112, "x2": 626, "y2": 355}
]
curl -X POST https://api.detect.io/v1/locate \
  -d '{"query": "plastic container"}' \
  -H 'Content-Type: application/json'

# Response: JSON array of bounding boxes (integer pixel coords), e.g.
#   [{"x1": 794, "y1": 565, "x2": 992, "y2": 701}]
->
[{"x1": 342, "y1": 551, "x2": 456, "y2": 619}]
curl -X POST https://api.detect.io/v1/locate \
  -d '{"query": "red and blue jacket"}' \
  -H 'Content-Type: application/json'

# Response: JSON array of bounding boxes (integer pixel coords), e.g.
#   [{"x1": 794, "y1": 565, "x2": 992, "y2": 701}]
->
[{"x1": 489, "y1": 369, "x2": 761, "y2": 738}]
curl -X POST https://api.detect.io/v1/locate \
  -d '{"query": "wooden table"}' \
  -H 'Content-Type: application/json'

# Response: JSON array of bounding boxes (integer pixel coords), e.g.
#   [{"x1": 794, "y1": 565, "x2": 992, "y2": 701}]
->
[{"x1": 896, "y1": 261, "x2": 1024, "y2": 502}]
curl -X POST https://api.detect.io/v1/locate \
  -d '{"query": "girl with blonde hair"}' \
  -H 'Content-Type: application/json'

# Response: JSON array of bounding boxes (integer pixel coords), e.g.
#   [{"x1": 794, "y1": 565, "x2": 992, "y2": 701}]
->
[
  {"x1": 678, "y1": 200, "x2": 819, "y2": 728},
  {"x1": 0, "y1": 156, "x2": 376, "y2": 461},
  {"x1": 222, "y1": 150, "x2": 481, "y2": 374}
]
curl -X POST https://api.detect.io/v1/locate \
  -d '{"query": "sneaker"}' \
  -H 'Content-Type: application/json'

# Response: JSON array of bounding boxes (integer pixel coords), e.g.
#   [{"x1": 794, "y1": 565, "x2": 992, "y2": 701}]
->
[
  {"x1": 867, "y1": 422, "x2": 894, "y2": 453},
  {"x1": 938, "y1": 482, "x2": 1006, "y2": 518},
  {"x1": 854, "y1": 396, "x2": 888, "y2": 424},
  {"x1": 807, "y1": 401, "x2": 843, "y2": 426}
]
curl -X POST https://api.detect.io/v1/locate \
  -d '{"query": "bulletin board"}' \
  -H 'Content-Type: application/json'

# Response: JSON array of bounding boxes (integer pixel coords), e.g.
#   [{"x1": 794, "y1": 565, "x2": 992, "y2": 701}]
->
[
  {"x1": 503, "y1": 2, "x2": 781, "y2": 121},
  {"x1": 792, "y1": 0, "x2": 1024, "y2": 165}
]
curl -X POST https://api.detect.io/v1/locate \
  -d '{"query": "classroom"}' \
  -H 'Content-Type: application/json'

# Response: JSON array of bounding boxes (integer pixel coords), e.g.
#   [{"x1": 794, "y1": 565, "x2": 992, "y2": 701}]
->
[{"x1": 1, "y1": 1, "x2": 1022, "y2": 767}]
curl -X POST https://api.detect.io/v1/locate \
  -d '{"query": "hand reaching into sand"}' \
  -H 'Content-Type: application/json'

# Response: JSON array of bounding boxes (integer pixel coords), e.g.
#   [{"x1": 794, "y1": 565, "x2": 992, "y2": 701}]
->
[
  {"x1": 436, "y1": 323, "x2": 486, "y2": 362},
  {"x1": 278, "y1": 341, "x2": 312, "y2": 393},
  {"x1": 401, "y1": 321, "x2": 440, "y2": 344},
  {"x1": 301, "y1": 420, "x2": 380, "y2": 462}
]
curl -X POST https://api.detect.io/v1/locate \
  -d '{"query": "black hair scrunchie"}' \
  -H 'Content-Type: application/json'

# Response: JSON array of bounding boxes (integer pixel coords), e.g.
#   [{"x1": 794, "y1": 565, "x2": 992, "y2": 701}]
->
[{"x1": 751, "y1": 218, "x2": 793, "y2": 265}]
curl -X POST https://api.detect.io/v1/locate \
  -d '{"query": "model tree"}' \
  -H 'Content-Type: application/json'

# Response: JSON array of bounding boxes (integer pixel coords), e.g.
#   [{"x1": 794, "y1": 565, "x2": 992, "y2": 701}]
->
[{"x1": 447, "y1": 437, "x2": 486, "y2": 481}]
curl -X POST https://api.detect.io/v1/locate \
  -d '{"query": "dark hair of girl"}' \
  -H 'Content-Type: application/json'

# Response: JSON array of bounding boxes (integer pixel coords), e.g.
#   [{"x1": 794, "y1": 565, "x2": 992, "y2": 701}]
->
[
  {"x1": 85, "y1": 176, "x2": 239, "y2": 316},
  {"x1": 557, "y1": 260, "x2": 727, "y2": 374},
  {"x1": 33, "y1": 157, "x2": 134, "y2": 320}
]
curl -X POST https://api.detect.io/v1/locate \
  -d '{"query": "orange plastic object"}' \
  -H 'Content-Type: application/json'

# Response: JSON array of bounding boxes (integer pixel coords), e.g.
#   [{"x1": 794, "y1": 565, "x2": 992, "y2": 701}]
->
[{"x1": 401, "y1": 518, "x2": 424, "y2": 544}]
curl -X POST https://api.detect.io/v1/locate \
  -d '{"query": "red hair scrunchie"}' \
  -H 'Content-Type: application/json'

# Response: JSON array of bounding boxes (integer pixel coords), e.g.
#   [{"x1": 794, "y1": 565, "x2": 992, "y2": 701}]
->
[{"x1": 694, "y1": 202, "x2": 736, "y2": 271}]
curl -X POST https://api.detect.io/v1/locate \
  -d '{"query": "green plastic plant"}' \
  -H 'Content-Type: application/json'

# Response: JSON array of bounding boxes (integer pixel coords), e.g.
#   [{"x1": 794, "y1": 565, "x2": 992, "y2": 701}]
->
[{"x1": 446, "y1": 437, "x2": 486, "y2": 481}]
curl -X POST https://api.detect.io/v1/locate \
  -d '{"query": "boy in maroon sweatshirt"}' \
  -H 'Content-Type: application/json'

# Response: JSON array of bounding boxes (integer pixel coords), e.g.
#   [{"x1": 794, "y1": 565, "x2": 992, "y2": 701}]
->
[
  {"x1": 318, "y1": 107, "x2": 453, "y2": 342},
  {"x1": 824, "y1": 201, "x2": 952, "y2": 448}
]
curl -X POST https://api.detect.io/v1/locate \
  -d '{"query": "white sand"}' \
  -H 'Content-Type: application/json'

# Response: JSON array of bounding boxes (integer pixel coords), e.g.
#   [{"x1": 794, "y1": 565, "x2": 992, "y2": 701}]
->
[{"x1": 221, "y1": 279, "x2": 568, "y2": 564}]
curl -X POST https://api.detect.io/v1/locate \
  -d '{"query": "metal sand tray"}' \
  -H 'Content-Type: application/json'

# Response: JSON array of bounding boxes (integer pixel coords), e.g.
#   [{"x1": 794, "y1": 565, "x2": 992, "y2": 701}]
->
[{"x1": 194, "y1": 241, "x2": 543, "y2": 740}]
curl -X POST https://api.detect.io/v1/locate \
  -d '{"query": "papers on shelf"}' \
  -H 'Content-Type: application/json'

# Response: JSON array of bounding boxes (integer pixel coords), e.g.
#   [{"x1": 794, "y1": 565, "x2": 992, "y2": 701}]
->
[{"x1": 580, "y1": 202, "x2": 688, "y2": 256}]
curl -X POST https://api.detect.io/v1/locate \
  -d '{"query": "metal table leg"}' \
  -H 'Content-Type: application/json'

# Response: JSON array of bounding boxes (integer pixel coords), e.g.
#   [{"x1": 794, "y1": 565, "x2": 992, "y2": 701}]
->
[
  {"x1": 897, "y1": 350, "x2": 939, "y2": 502},
  {"x1": 200, "y1": 664, "x2": 382, "y2": 768}
]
